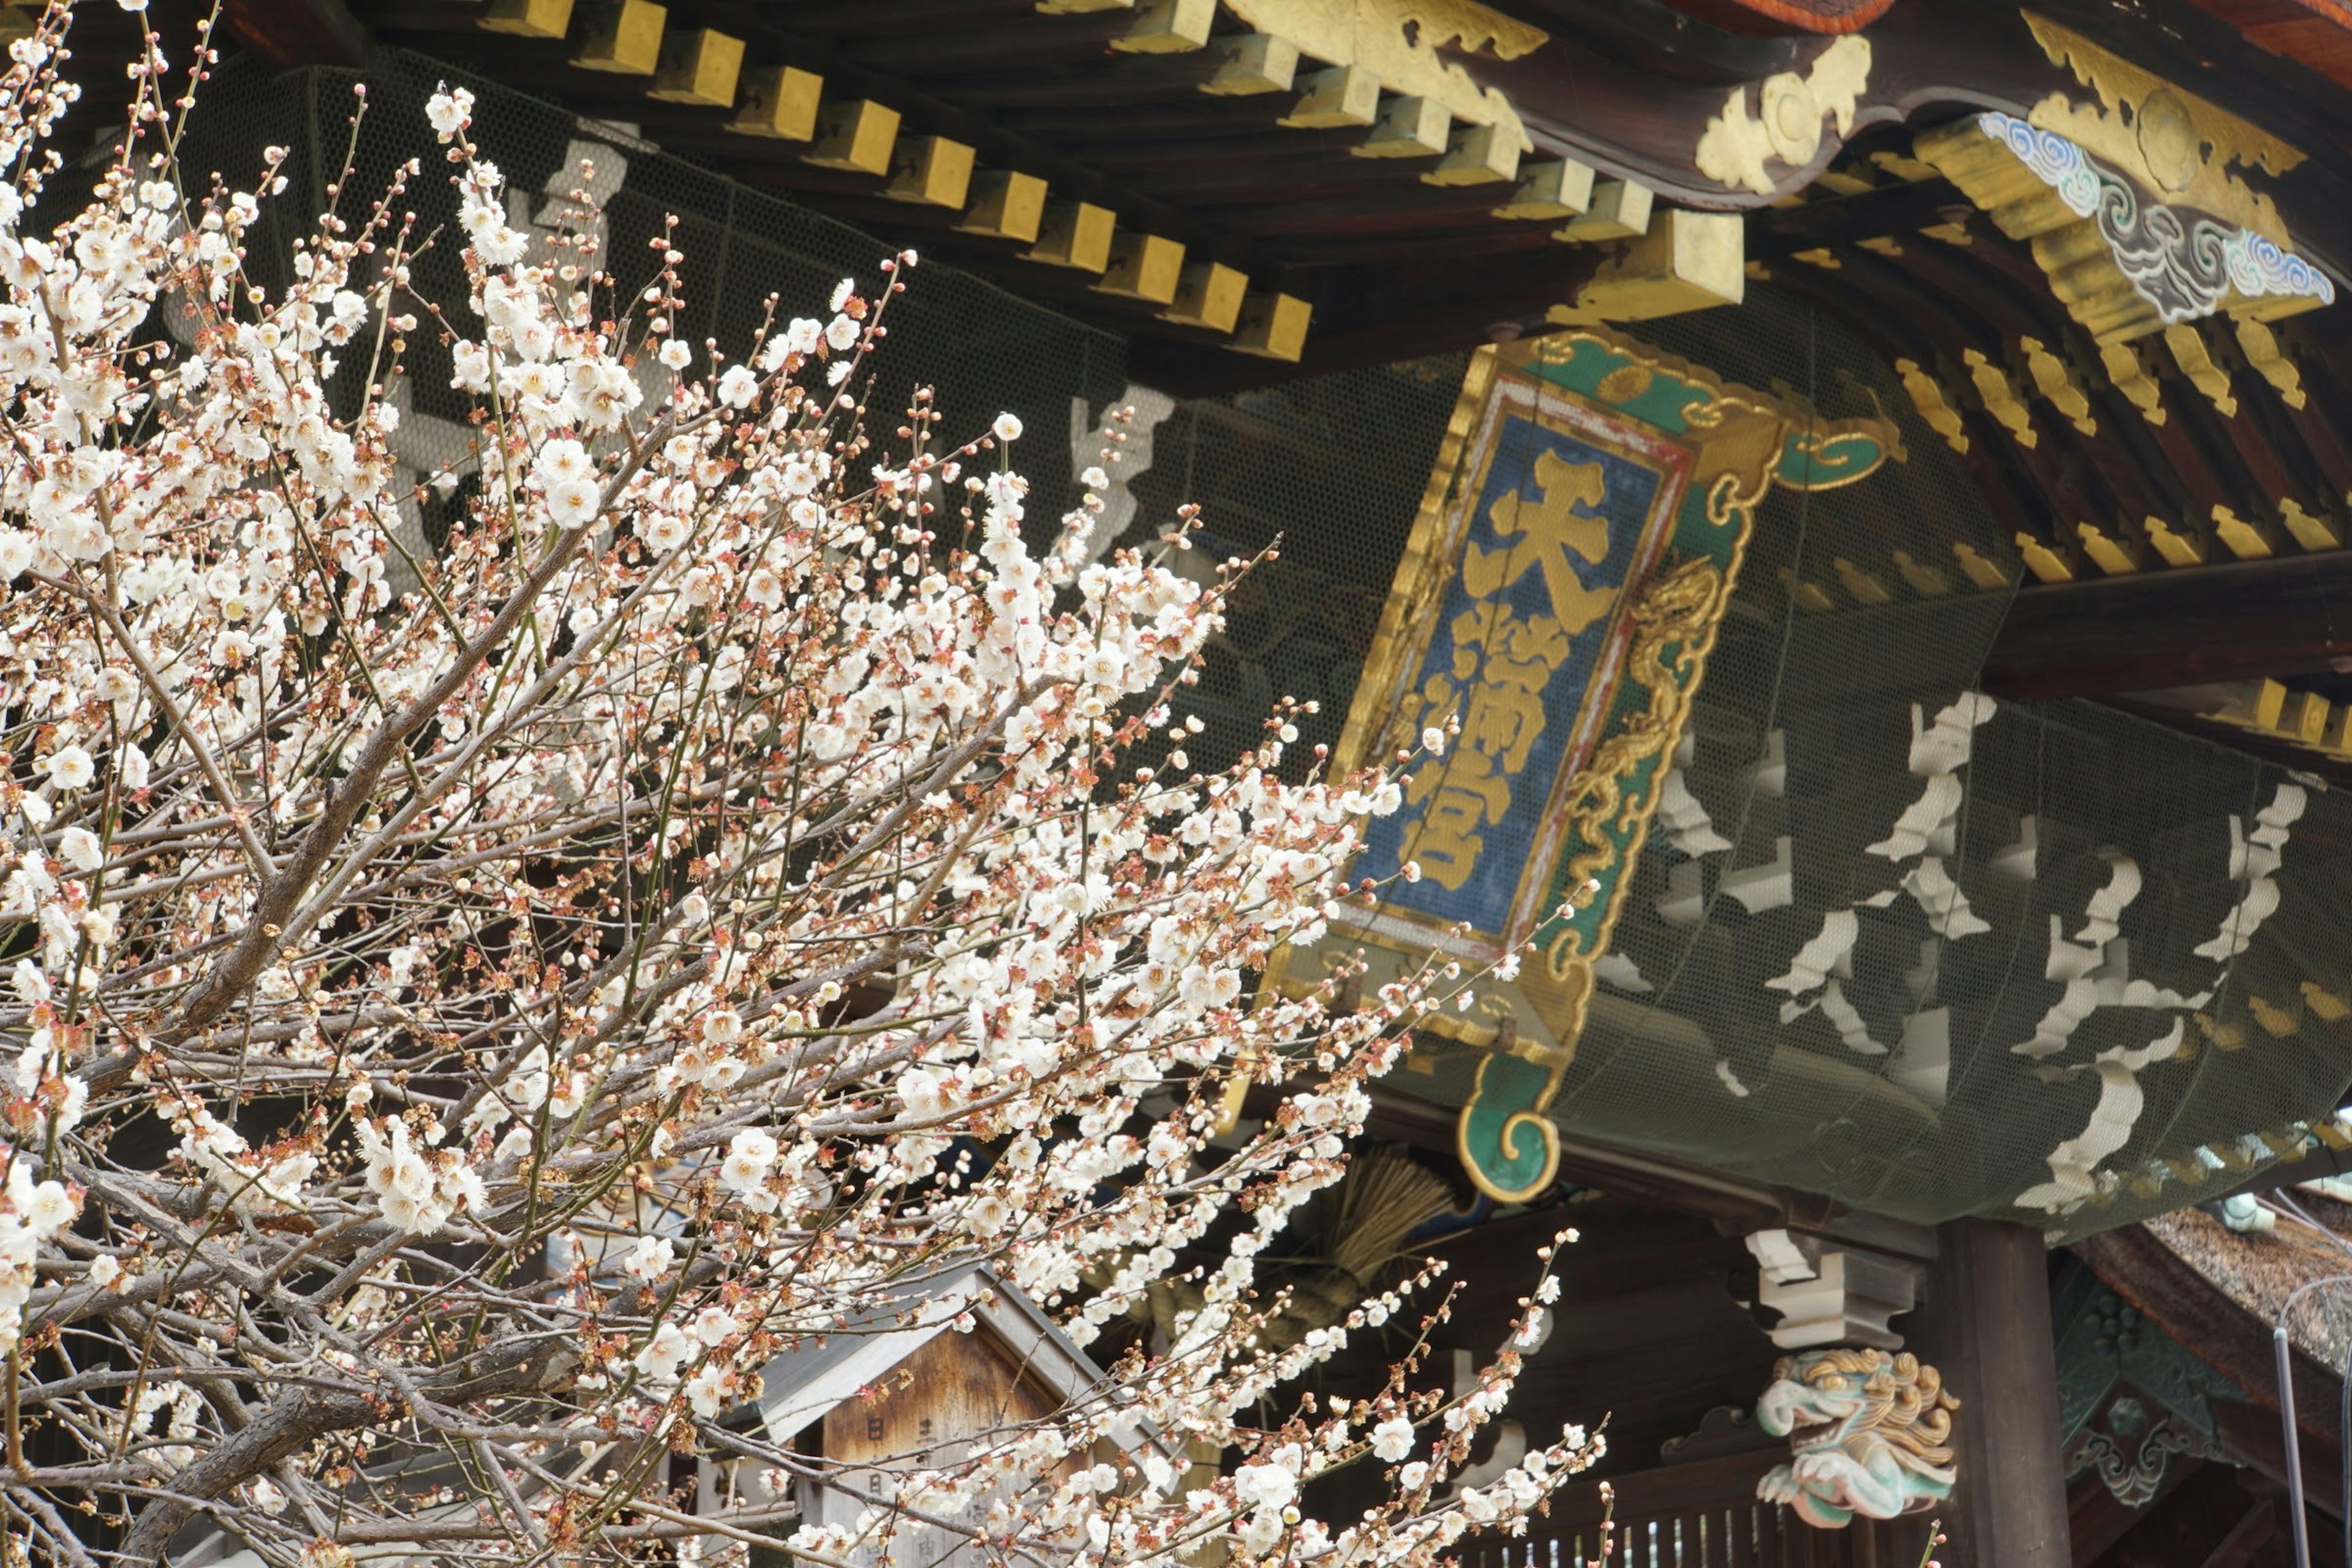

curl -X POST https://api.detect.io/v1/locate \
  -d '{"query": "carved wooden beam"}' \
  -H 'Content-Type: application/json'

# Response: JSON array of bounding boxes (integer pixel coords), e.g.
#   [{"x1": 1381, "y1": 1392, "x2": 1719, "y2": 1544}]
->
[
  {"x1": 2108, "y1": 684, "x2": 2352, "y2": 788},
  {"x1": 1259, "y1": 1076, "x2": 1938, "y2": 1257},
  {"x1": 347, "y1": 0, "x2": 2352, "y2": 398},
  {"x1": 1127, "y1": 242, "x2": 1607, "y2": 391},
  {"x1": 1646, "y1": 0, "x2": 1899, "y2": 35},
  {"x1": 1470, "y1": 2, "x2": 2070, "y2": 209},
  {"x1": 224, "y1": 0, "x2": 372, "y2": 68},
  {"x1": 2090, "y1": 0, "x2": 2352, "y2": 268},
  {"x1": 1746, "y1": 1229, "x2": 1922, "y2": 1349},
  {"x1": 1982, "y1": 550, "x2": 2352, "y2": 699},
  {"x1": 1743, "y1": 176, "x2": 1958, "y2": 259},
  {"x1": 1915, "y1": 104, "x2": 2331, "y2": 349}
]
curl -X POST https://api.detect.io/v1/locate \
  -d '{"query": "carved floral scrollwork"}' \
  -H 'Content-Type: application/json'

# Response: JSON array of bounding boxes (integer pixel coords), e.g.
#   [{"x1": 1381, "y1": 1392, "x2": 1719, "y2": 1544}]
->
[{"x1": 2063, "y1": 1398, "x2": 2217, "y2": 1507}]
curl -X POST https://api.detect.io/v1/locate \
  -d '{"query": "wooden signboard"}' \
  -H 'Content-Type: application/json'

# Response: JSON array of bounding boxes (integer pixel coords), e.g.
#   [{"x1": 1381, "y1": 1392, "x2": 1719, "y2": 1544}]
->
[{"x1": 1289, "y1": 329, "x2": 1897, "y2": 1202}]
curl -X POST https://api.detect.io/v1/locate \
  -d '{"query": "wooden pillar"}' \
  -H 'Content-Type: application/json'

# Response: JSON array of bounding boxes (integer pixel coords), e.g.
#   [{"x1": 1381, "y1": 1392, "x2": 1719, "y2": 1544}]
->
[{"x1": 1912, "y1": 1219, "x2": 2071, "y2": 1567}]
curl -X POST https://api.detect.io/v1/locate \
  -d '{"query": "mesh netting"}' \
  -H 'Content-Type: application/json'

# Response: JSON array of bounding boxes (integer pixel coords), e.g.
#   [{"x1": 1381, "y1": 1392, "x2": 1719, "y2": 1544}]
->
[
  {"x1": 1114, "y1": 360, "x2": 1475, "y2": 775},
  {"x1": 1134, "y1": 292, "x2": 2352, "y2": 1240},
  {"x1": 162, "y1": 51, "x2": 2352, "y2": 1240},
  {"x1": 1368, "y1": 296, "x2": 2352, "y2": 1240},
  {"x1": 1550, "y1": 298, "x2": 2352, "y2": 1239},
  {"x1": 165, "y1": 49, "x2": 1127, "y2": 537}
]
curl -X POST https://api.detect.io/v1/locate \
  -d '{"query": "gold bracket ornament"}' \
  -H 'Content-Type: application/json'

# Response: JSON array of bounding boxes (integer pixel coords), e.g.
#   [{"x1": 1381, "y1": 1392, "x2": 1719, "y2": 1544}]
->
[
  {"x1": 1695, "y1": 36, "x2": 1871, "y2": 197},
  {"x1": 2021, "y1": 337, "x2": 2097, "y2": 436},
  {"x1": 1548, "y1": 211, "x2": 1746, "y2": 325},
  {"x1": 1918, "y1": 22, "x2": 2332, "y2": 347},
  {"x1": 2020, "y1": 14, "x2": 2302, "y2": 238},
  {"x1": 2076, "y1": 522, "x2": 2137, "y2": 575},
  {"x1": 1963, "y1": 350, "x2": 2037, "y2": 448},
  {"x1": 2280, "y1": 499, "x2": 2340, "y2": 551},
  {"x1": 2234, "y1": 318, "x2": 2306, "y2": 409},
  {"x1": 1892, "y1": 551, "x2": 1953, "y2": 597},
  {"x1": 2144, "y1": 517, "x2": 2206, "y2": 567},
  {"x1": 2212, "y1": 505, "x2": 2273, "y2": 560},
  {"x1": 2252, "y1": 997, "x2": 2299, "y2": 1038},
  {"x1": 1223, "y1": 0, "x2": 1545, "y2": 168},
  {"x1": 2099, "y1": 342, "x2": 2167, "y2": 424},
  {"x1": 2202, "y1": 678, "x2": 2352, "y2": 766},
  {"x1": 2015, "y1": 533, "x2": 2073, "y2": 582},
  {"x1": 1953, "y1": 542, "x2": 2013, "y2": 589},
  {"x1": 1833, "y1": 558, "x2": 1893, "y2": 605},
  {"x1": 1893, "y1": 358, "x2": 1969, "y2": 455},
  {"x1": 2164, "y1": 325, "x2": 2237, "y2": 417}
]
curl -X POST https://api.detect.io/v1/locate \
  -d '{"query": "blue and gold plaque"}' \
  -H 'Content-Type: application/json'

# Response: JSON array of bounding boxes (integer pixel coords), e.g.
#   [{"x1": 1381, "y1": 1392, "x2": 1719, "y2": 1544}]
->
[{"x1": 1308, "y1": 330, "x2": 1897, "y2": 1202}]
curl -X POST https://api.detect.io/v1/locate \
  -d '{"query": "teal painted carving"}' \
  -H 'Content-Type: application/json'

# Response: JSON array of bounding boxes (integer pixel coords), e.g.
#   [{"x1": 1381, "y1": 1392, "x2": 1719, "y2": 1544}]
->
[
  {"x1": 2052, "y1": 1257, "x2": 2241, "y2": 1446},
  {"x1": 1756, "y1": 1349, "x2": 1958, "y2": 1528},
  {"x1": 1457, "y1": 1053, "x2": 1561, "y2": 1202},
  {"x1": 2051, "y1": 1257, "x2": 2241, "y2": 1506},
  {"x1": 1774, "y1": 425, "x2": 1893, "y2": 488}
]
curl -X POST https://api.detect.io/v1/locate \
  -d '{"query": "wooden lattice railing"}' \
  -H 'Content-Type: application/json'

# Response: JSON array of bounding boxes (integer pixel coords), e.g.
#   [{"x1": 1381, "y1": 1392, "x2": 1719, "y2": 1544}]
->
[{"x1": 1458, "y1": 1450, "x2": 1929, "y2": 1568}]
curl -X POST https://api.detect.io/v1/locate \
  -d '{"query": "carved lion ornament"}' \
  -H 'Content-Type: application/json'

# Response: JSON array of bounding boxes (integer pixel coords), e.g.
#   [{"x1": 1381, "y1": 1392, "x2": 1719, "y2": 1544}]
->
[{"x1": 1755, "y1": 1348, "x2": 1960, "y2": 1528}]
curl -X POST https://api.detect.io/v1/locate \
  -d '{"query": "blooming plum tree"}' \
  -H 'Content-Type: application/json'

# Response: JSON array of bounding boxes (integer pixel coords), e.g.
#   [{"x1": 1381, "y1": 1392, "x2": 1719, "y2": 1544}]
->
[{"x1": 0, "y1": 9, "x2": 1599, "y2": 1566}]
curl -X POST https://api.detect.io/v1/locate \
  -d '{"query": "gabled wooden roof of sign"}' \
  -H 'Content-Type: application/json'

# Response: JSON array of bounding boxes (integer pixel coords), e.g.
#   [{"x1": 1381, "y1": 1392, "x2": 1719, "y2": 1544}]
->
[{"x1": 750, "y1": 1260, "x2": 1173, "y2": 1462}]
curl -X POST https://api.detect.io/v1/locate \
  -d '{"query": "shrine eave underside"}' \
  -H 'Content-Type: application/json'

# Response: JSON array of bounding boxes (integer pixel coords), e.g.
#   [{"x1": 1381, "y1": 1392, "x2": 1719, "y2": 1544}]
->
[{"x1": 110, "y1": 0, "x2": 2352, "y2": 767}]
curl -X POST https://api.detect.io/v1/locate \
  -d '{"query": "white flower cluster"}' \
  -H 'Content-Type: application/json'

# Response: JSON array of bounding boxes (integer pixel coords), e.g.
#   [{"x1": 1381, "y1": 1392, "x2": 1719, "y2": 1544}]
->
[
  {"x1": 168, "y1": 1101, "x2": 317, "y2": 1213},
  {"x1": 0, "y1": 1159, "x2": 75, "y2": 1353},
  {"x1": 355, "y1": 1114, "x2": 488, "y2": 1235}
]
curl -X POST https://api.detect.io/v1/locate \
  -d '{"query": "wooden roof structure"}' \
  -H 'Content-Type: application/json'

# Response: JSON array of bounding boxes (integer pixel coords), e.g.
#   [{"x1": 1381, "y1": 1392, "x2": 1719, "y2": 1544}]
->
[
  {"x1": 2073, "y1": 1204, "x2": 2352, "y2": 1560},
  {"x1": 31, "y1": 7, "x2": 2352, "y2": 1553},
  {"x1": 748, "y1": 1261, "x2": 1166, "y2": 1457},
  {"x1": 117, "y1": 0, "x2": 2352, "y2": 782}
]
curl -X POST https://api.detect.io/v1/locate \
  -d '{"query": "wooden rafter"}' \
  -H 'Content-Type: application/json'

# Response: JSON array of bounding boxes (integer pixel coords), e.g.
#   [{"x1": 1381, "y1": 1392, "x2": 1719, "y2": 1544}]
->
[
  {"x1": 1984, "y1": 555, "x2": 2352, "y2": 700},
  {"x1": 223, "y1": 0, "x2": 372, "y2": 68},
  {"x1": 1645, "y1": 0, "x2": 1901, "y2": 35}
]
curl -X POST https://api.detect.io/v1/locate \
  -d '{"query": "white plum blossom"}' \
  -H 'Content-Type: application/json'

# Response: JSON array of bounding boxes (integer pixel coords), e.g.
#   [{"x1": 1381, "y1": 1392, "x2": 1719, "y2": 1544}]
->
[
  {"x1": 1234, "y1": 1458, "x2": 1298, "y2": 1511},
  {"x1": 43, "y1": 745, "x2": 93, "y2": 790},
  {"x1": 59, "y1": 826, "x2": 101, "y2": 871},
  {"x1": 635, "y1": 1321, "x2": 693, "y2": 1382},
  {"x1": 720, "y1": 1128, "x2": 778, "y2": 1195},
  {"x1": 425, "y1": 85, "x2": 473, "y2": 137},
  {"x1": 622, "y1": 1234, "x2": 676, "y2": 1281},
  {"x1": 715, "y1": 364, "x2": 759, "y2": 409}
]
